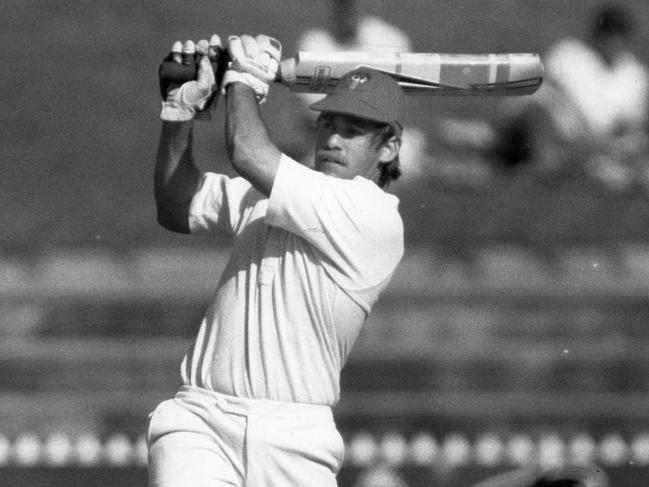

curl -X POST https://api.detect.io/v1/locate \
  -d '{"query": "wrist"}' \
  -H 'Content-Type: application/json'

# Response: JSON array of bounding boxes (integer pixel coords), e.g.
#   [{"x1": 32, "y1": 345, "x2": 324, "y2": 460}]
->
[
  {"x1": 160, "y1": 100, "x2": 196, "y2": 122},
  {"x1": 160, "y1": 119, "x2": 194, "y2": 149},
  {"x1": 225, "y1": 80, "x2": 257, "y2": 97},
  {"x1": 222, "y1": 70, "x2": 269, "y2": 102},
  {"x1": 161, "y1": 119, "x2": 194, "y2": 129}
]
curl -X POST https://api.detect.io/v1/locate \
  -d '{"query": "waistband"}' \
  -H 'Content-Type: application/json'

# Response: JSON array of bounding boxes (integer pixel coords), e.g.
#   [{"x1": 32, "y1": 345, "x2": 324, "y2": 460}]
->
[{"x1": 176, "y1": 385, "x2": 334, "y2": 421}]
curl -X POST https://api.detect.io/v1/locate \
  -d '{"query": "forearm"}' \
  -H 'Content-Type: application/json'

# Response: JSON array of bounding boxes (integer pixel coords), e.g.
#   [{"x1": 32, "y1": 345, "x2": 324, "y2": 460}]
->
[
  {"x1": 225, "y1": 83, "x2": 281, "y2": 196},
  {"x1": 154, "y1": 121, "x2": 202, "y2": 233}
]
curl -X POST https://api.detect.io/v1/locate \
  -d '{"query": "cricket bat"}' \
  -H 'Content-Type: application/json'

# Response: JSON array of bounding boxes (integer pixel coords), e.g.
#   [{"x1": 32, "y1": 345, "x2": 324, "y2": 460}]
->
[
  {"x1": 278, "y1": 50, "x2": 543, "y2": 96},
  {"x1": 159, "y1": 49, "x2": 543, "y2": 97}
]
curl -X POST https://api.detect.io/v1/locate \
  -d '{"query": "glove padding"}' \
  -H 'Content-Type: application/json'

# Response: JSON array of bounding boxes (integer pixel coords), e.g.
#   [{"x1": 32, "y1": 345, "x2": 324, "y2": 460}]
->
[
  {"x1": 222, "y1": 34, "x2": 282, "y2": 103},
  {"x1": 160, "y1": 36, "x2": 221, "y2": 122}
]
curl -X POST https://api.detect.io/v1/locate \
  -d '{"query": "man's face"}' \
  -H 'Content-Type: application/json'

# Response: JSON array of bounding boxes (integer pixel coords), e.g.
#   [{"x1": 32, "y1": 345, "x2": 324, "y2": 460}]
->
[{"x1": 314, "y1": 112, "x2": 387, "y2": 181}]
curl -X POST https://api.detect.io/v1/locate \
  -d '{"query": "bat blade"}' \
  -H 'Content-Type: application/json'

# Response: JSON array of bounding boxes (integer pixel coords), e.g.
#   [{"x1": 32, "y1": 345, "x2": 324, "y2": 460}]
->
[{"x1": 278, "y1": 51, "x2": 543, "y2": 96}]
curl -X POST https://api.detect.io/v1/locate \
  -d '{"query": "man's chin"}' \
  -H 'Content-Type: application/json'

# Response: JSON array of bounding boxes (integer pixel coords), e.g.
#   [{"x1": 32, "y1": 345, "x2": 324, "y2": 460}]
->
[{"x1": 315, "y1": 162, "x2": 346, "y2": 178}]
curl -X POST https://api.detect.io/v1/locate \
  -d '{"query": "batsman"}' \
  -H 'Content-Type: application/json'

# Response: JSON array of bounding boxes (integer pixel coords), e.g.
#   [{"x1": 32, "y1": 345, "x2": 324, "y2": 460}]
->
[{"x1": 148, "y1": 32, "x2": 405, "y2": 487}]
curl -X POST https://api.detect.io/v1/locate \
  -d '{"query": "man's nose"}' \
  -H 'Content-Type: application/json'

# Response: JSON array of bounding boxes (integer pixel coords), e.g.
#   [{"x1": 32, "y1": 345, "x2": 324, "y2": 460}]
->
[{"x1": 324, "y1": 131, "x2": 343, "y2": 149}]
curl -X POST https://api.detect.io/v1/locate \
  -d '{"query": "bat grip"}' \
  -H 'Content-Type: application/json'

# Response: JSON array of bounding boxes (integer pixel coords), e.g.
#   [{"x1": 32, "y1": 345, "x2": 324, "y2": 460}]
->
[
  {"x1": 158, "y1": 49, "x2": 230, "y2": 97},
  {"x1": 276, "y1": 58, "x2": 295, "y2": 85},
  {"x1": 159, "y1": 61, "x2": 198, "y2": 84},
  {"x1": 160, "y1": 51, "x2": 287, "y2": 90}
]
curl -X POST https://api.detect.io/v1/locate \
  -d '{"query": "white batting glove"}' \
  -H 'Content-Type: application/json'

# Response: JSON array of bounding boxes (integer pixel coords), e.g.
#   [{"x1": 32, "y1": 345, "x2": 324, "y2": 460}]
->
[
  {"x1": 160, "y1": 40, "x2": 217, "y2": 122},
  {"x1": 222, "y1": 34, "x2": 282, "y2": 103},
  {"x1": 194, "y1": 35, "x2": 224, "y2": 121}
]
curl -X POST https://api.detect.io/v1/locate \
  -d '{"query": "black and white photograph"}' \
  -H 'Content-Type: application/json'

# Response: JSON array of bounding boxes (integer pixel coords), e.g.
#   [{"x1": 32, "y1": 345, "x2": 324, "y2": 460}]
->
[{"x1": 2, "y1": 1, "x2": 649, "y2": 486}]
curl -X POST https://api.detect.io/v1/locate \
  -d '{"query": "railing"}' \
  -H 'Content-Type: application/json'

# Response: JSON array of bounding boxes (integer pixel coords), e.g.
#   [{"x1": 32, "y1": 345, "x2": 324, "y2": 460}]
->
[{"x1": 0, "y1": 429, "x2": 647, "y2": 486}]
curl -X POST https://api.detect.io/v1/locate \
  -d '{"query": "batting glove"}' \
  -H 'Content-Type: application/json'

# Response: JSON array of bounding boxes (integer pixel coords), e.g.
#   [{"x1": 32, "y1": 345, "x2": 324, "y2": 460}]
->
[
  {"x1": 194, "y1": 35, "x2": 225, "y2": 121},
  {"x1": 222, "y1": 34, "x2": 282, "y2": 103},
  {"x1": 159, "y1": 37, "x2": 220, "y2": 122}
]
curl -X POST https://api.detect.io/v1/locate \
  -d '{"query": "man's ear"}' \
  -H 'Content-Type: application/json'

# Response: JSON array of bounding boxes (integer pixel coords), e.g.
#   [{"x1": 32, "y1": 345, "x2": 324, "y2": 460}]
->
[{"x1": 378, "y1": 136, "x2": 401, "y2": 163}]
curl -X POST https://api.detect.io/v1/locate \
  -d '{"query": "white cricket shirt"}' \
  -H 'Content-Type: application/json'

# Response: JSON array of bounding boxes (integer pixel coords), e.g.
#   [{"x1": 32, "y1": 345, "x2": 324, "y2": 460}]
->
[
  {"x1": 545, "y1": 38, "x2": 649, "y2": 138},
  {"x1": 182, "y1": 155, "x2": 404, "y2": 405}
]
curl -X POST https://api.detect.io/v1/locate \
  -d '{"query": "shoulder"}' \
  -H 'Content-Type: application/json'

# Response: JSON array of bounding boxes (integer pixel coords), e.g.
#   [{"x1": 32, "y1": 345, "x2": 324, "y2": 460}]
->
[
  {"x1": 546, "y1": 38, "x2": 597, "y2": 68},
  {"x1": 616, "y1": 53, "x2": 649, "y2": 78},
  {"x1": 345, "y1": 177, "x2": 404, "y2": 236},
  {"x1": 274, "y1": 155, "x2": 401, "y2": 213},
  {"x1": 270, "y1": 156, "x2": 403, "y2": 238},
  {"x1": 355, "y1": 15, "x2": 412, "y2": 52},
  {"x1": 547, "y1": 38, "x2": 589, "y2": 56},
  {"x1": 350, "y1": 176, "x2": 400, "y2": 208},
  {"x1": 297, "y1": 28, "x2": 339, "y2": 52}
]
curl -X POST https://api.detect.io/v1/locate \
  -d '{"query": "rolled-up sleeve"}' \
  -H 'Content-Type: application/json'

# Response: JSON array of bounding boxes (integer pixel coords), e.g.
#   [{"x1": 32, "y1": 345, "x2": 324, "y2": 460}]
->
[
  {"x1": 266, "y1": 155, "x2": 404, "y2": 296},
  {"x1": 188, "y1": 173, "x2": 253, "y2": 235}
]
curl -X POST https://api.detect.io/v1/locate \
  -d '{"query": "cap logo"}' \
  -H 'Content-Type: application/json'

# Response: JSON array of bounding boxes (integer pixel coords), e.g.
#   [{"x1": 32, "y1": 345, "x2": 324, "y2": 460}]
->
[{"x1": 348, "y1": 73, "x2": 369, "y2": 90}]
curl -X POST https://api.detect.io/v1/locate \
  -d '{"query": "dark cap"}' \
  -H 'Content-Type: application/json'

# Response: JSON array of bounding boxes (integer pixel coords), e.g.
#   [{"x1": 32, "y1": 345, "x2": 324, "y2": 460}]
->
[{"x1": 309, "y1": 67, "x2": 406, "y2": 135}]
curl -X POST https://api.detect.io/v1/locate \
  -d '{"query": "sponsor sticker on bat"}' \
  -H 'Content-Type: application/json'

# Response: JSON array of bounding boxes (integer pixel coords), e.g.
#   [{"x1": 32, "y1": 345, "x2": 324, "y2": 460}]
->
[{"x1": 309, "y1": 66, "x2": 331, "y2": 92}]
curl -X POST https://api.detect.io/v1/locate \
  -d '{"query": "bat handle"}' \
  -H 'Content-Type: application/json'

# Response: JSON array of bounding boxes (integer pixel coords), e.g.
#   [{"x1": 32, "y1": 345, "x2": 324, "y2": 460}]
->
[
  {"x1": 161, "y1": 53, "x2": 287, "y2": 87},
  {"x1": 276, "y1": 57, "x2": 296, "y2": 86},
  {"x1": 158, "y1": 48, "x2": 229, "y2": 112}
]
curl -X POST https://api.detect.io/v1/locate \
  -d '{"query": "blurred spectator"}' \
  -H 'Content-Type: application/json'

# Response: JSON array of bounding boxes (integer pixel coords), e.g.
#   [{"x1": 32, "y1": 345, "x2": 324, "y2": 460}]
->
[
  {"x1": 496, "y1": 3, "x2": 649, "y2": 192},
  {"x1": 295, "y1": 0, "x2": 411, "y2": 129},
  {"x1": 424, "y1": 116, "x2": 499, "y2": 189},
  {"x1": 293, "y1": 0, "x2": 430, "y2": 184},
  {"x1": 297, "y1": 0, "x2": 412, "y2": 59}
]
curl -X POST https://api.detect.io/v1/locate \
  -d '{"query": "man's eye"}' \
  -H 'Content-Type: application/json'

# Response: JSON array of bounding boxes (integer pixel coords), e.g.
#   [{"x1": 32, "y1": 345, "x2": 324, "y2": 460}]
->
[{"x1": 318, "y1": 120, "x2": 333, "y2": 130}]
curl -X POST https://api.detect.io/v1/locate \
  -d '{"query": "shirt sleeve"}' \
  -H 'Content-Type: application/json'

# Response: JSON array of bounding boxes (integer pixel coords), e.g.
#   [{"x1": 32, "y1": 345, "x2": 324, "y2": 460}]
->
[
  {"x1": 266, "y1": 155, "x2": 404, "y2": 297},
  {"x1": 188, "y1": 172, "x2": 255, "y2": 235}
]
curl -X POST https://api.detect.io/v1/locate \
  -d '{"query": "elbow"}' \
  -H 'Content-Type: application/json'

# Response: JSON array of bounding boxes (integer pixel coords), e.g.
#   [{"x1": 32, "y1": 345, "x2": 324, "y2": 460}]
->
[
  {"x1": 155, "y1": 198, "x2": 190, "y2": 234},
  {"x1": 229, "y1": 132, "x2": 278, "y2": 182},
  {"x1": 157, "y1": 213, "x2": 189, "y2": 234},
  {"x1": 228, "y1": 132, "x2": 256, "y2": 177}
]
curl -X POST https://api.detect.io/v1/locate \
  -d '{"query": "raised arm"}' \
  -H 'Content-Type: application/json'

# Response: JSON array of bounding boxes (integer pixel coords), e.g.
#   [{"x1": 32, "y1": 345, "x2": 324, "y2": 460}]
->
[
  {"x1": 225, "y1": 84, "x2": 282, "y2": 196},
  {"x1": 221, "y1": 35, "x2": 284, "y2": 196},
  {"x1": 154, "y1": 121, "x2": 201, "y2": 233},
  {"x1": 154, "y1": 38, "x2": 219, "y2": 233}
]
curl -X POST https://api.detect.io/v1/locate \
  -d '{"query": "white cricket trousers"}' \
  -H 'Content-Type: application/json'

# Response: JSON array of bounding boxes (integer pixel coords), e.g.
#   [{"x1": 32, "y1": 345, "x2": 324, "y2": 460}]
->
[{"x1": 147, "y1": 385, "x2": 345, "y2": 487}]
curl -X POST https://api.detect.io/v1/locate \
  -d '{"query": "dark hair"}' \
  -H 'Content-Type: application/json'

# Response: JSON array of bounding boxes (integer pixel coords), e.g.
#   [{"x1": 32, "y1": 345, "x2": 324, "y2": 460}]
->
[
  {"x1": 593, "y1": 4, "x2": 632, "y2": 38},
  {"x1": 371, "y1": 124, "x2": 402, "y2": 189}
]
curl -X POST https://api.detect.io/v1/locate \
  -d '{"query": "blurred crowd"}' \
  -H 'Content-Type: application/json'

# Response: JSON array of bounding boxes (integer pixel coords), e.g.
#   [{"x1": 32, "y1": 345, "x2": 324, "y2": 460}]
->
[{"x1": 494, "y1": 3, "x2": 649, "y2": 194}]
